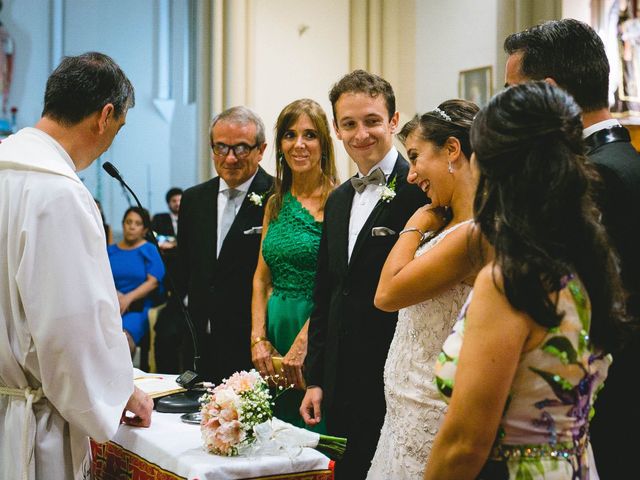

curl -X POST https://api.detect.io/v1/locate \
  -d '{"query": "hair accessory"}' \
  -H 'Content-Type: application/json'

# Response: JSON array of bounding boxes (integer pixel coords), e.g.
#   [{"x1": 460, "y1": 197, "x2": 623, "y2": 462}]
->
[
  {"x1": 448, "y1": 161, "x2": 453, "y2": 174},
  {"x1": 433, "y1": 107, "x2": 452, "y2": 122}
]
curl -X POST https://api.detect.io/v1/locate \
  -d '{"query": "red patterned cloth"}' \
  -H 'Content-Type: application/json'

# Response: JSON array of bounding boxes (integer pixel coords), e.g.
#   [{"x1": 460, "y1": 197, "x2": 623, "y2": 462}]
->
[{"x1": 91, "y1": 440, "x2": 183, "y2": 480}]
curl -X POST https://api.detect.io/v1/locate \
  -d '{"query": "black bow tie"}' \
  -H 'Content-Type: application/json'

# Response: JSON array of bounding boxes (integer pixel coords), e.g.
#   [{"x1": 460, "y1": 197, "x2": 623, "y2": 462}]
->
[{"x1": 350, "y1": 168, "x2": 386, "y2": 193}]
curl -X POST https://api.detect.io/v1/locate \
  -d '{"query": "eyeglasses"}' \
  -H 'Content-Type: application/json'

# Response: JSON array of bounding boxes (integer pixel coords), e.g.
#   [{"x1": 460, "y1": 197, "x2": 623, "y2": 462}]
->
[{"x1": 212, "y1": 142, "x2": 260, "y2": 159}]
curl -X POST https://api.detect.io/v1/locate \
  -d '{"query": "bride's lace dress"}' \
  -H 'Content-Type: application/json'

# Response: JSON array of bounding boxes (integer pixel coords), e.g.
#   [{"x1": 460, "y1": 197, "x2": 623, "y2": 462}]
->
[{"x1": 367, "y1": 221, "x2": 473, "y2": 480}]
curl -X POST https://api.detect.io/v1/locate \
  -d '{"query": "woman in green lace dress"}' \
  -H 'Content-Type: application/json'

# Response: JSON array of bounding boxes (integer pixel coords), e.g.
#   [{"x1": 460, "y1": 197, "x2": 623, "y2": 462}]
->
[
  {"x1": 251, "y1": 99, "x2": 338, "y2": 429},
  {"x1": 425, "y1": 82, "x2": 628, "y2": 479}
]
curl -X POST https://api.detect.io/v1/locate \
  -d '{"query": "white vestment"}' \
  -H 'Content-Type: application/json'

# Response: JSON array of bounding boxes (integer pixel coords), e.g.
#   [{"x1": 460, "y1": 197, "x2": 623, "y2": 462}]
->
[{"x1": 0, "y1": 128, "x2": 134, "y2": 480}]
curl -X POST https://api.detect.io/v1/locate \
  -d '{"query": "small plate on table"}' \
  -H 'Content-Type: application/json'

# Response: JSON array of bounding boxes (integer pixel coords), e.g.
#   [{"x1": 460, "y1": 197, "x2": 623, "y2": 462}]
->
[{"x1": 180, "y1": 412, "x2": 202, "y2": 425}]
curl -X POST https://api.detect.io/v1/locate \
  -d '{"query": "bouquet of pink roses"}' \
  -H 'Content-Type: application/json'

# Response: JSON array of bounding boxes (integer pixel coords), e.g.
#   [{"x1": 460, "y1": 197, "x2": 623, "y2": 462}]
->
[
  {"x1": 200, "y1": 370, "x2": 272, "y2": 456},
  {"x1": 200, "y1": 369, "x2": 345, "y2": 459}
]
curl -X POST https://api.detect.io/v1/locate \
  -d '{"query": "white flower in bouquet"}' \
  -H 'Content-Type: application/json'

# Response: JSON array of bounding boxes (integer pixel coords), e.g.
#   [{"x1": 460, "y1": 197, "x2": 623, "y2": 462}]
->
[{"x1": 213, "y1": 386, "x2": 241, "y2": 410}]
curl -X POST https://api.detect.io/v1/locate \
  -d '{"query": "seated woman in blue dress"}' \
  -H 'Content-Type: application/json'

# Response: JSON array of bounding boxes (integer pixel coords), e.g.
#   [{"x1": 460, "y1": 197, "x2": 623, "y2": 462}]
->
[{"x1": 108, "y1": 207, "x2": 165, "y2": 355}]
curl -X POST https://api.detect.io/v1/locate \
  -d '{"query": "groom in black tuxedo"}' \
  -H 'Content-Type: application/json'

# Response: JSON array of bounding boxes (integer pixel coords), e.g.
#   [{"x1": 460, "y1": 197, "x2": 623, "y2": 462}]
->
[
  {"x1": 178, "y1": 106, "x2": 273, "y2": 383},
  {"x1": 301, "y1": 70, "x2": 425, "y2": 479},
  {"x1": 504, "y1": 19, "x2": 640, "y2": 479}
]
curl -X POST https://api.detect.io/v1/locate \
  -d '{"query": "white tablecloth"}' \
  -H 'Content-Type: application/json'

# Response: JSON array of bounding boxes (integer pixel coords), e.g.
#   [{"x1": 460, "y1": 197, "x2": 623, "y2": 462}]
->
[{"x1": 100, "y1": 411, "x2": 332, "y2": 480}]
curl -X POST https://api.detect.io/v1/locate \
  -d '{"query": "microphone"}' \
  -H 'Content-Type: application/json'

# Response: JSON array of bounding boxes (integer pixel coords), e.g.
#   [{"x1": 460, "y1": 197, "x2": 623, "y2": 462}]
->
[
  {"x1": 103, "y1": 161, "x2": 137, "y2": 208},
  {"x1": 102, "y1": 161, "x2": 123, "y2": 181},
  {"x1": 103, "y1": 162, "x2": 203, "y2": 412},
  {"x1": 103, "y1": 161, "x2": 133, "y2": 206}
]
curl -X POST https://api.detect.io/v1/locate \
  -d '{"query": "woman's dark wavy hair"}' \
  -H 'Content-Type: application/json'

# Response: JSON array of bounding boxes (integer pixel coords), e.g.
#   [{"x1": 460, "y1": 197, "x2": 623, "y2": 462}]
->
[{"x1": 470, "y1": 81, "x2": 625, "y2": 352}]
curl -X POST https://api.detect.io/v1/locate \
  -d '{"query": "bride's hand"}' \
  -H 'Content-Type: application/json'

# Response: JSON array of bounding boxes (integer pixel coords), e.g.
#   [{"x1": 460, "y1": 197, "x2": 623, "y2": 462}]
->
[{"x1": 405, "y1": 205, "x2": 447, "y2": 234}]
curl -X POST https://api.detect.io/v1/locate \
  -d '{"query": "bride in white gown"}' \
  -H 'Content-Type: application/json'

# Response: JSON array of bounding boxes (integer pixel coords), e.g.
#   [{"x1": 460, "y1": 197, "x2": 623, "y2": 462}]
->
[{"x1": 367, "y1": 100, "x2": 488, "y2": 480}]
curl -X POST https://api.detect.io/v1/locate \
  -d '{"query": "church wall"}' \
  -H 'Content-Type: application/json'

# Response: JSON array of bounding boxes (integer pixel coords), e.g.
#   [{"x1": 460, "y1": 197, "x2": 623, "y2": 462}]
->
[
  {"x1": 2, "y1": 0, "x2": 198, "y2": 235},
  {"x1": 414, "y1": 0, "x2": 499, "y2": 114},
  {"x1": 248, "y1": 0, "x2": 351, "y2": 182}
]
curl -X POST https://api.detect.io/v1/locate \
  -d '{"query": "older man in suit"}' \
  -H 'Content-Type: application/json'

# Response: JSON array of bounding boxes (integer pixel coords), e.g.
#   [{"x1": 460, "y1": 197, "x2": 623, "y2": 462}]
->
[
  {"x1": 178, "y1": 106, "x2": 273, "y2": 383},
  {"x1": 504, "y1": 19, "x2": 640, "y2": 479},
  {"x1": 300, "y1": 70, "x2": 425, "y2": 479}
]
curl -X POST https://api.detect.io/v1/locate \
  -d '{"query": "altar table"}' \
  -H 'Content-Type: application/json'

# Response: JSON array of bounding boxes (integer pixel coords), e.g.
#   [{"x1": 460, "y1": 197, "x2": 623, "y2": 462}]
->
[{"x1": 91, "y1": 411, "x2": 334, "y2": 480}]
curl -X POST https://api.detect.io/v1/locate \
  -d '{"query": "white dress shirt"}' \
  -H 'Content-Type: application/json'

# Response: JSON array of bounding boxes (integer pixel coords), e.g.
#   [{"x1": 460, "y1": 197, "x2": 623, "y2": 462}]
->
[
  {"x1": 348, "y1": 146, "x2": 398, "y2": 261},
  {"x1": 169, "y1": 211, "x2": 178, "y2": 236},
  {"x1": 583, "y1": 118, "x2": 621, "y2": 138},
  {"x1": 217, "y1": 171, "x2": 257, "y2": 255}
]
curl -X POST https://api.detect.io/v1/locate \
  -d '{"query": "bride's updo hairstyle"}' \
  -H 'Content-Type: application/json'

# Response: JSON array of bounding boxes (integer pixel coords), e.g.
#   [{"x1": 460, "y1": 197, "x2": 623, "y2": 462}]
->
[
  {"x1": 470, "y1": 81, "x2": 625, "y2": 352},
  {"x1": 398, "y1": 99, "x2": 479, "y2": 160}
]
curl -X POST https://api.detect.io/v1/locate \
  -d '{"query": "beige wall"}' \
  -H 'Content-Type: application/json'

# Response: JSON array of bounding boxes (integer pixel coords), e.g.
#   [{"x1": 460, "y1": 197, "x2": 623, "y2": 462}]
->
[
  {"x1": 562, "y1": 0, "x2": 591, "y2": 23},
  {"x1": 208, "y1": 0, "x2": 352, "y2": 181},
  {"x1": 415, "y1": 0, "x2": 499, "y2": 114},
  {"x1": 251, "y1": 0, "x2": 351, "y2": 181},
  {"x1": 413, "y1": 0, "x2": 569, "y2": 118}
]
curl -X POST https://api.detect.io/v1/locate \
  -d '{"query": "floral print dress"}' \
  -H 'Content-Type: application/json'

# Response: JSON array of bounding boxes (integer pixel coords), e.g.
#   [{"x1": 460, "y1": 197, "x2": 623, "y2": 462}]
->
[{"x1": 435, "y1": 277, "x2": 611, "y2": 479}]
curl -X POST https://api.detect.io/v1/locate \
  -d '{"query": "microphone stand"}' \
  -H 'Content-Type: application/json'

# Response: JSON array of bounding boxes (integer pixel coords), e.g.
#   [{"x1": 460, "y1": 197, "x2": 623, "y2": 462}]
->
[{"x1": 103, "y1": 162, "x2": 204, "y2": 413}]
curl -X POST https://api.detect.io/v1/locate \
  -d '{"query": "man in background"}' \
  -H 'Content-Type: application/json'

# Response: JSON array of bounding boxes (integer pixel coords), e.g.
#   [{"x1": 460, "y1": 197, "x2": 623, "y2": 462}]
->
[
  {"x1": 152, "y1": 187, "x2": 182, "y2": 249},
  {"x1": 152, "y1": 187, "x2": 186, "y2": 373},
  {"x1": 178, "y1": 106, "x2": 273, "y2": 383},
  {"x1": 0, "y1": 52, "x2": 152, "y2": 480},
  {"x1": 504, "y1": 19, "x2": 640, "y2": 478}
]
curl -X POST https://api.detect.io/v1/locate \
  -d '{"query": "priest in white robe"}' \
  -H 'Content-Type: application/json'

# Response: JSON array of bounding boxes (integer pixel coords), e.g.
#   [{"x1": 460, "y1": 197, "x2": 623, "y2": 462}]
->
[{"x1": 0, "y1": 52, "x2": 153, "y2": 480}]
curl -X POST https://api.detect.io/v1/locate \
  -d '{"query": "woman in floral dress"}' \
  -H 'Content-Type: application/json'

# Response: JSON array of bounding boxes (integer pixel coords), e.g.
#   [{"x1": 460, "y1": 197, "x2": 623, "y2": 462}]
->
[{"x1": 426, "y1": 82, "x2": 628, "y2": 479}]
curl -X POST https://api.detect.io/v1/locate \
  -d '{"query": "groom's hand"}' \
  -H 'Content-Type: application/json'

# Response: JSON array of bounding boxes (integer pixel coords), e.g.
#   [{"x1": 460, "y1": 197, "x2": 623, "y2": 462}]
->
[{"x1": 300, "y1": 386, "x2": 323, "y2": 426}]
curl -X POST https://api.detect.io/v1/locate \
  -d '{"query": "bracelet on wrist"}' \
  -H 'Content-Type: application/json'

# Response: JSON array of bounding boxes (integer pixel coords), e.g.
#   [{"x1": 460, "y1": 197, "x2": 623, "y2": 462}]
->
[
  {"x1": 399, "y1": 227, "x2": 426, "y2": 239},
  {"x1": 251, "y1": 336, "x2": 268, "y2": 348}
]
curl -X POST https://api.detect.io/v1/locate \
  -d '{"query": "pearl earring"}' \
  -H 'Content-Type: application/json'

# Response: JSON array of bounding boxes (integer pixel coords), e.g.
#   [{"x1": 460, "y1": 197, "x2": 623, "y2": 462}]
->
[{"x1": 448, "y1": 161, "x2": 453, "y2": 174}]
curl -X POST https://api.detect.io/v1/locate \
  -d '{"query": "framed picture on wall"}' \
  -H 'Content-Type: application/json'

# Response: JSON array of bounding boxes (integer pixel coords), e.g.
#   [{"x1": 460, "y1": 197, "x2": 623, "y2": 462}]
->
[{"x1": 459, "y1": 66, "x2": 493, "y2": 107}]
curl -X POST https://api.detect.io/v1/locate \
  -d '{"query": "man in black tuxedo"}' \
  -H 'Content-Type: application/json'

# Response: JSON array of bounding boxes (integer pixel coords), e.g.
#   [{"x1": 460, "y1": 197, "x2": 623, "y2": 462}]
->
[
  {"x1": 178, "y1": 106, "x2": 273, "y2": 383},
  {"x1": 301, "y1": 70, "x2": 425, "y2": 479},
  {"x1": 504, "y1": 19, "x2": 640, "y2": 479}
]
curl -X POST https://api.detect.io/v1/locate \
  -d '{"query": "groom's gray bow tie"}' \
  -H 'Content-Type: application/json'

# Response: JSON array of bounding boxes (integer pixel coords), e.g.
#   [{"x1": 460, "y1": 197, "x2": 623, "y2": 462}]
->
[{"x1": 350, "y1": 168, "x2": 386, "y2": 194}]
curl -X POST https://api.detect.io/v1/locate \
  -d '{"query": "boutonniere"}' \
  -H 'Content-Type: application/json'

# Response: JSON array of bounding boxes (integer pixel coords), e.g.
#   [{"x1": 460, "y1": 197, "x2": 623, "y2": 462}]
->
[
  {"x1": 248, "y1": 191, "x2": 267, "y2": 207},
  {"x1": 380, "y1": 174, "x2": 397, "y2": 203}
]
